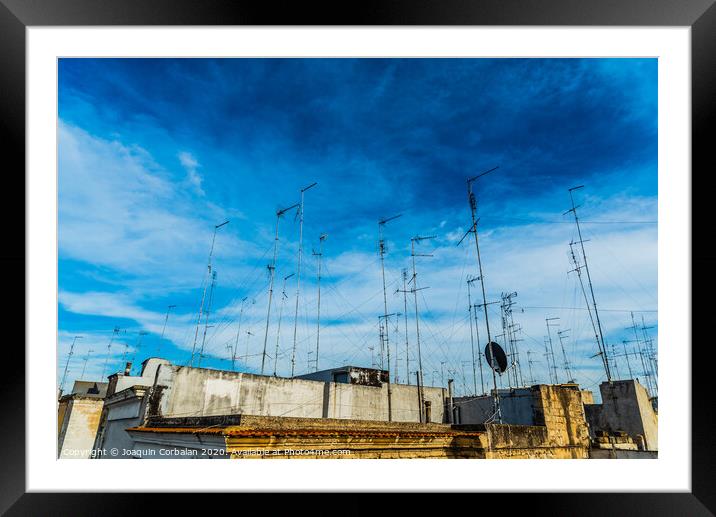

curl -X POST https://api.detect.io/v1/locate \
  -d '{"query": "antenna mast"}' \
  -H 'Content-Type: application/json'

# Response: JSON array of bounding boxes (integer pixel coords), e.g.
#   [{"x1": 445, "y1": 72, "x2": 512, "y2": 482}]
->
[
  {"x1": 100, "y1": 326, "x2": 120, "y2": 381},
  {"x1": 565, "y1": 186, "x2": 611, "y2": 382},
  {"x1": 378, "y1": 214, "x2": 401, "y2": 370},
  {"x1": 244, "y1": 330, "x2": 254, "y2": 371},
  {"x1": 465, "y1": 166, "x2": 501, "y2": 422},
  {"x1": 526, "y1": 350, "x2": 536, "y2": 385},
  {"x1": 273, "y1": 274, "x2": 294, "y2": 376},
  {"x1": 232, "y1": 297, "x2": 248, "y2": 372},
  {"x1": 291, "y1": 182, "x2": 317, "y2": 377},
  {"x1": 543, "y1": 337, "x2": 554, "y2": 384},
  {"x1": 641, "y1": 315, "x2": 658, "y2": 395},
  {"x1": 80, "y1": 349, "x2": 94, "y2": 380},
  {"x1": 261, "y1": 203, "x2": 299, "y2": 376},
  {"x1": 466, "y1": 276, "x2": 483, "y2": 395},
  {"x1": 401, "y1": 269, "x2": 410, "y2": 385},
  {"x1": 630, "y1": 311, "x2": 655, "y2": 394},
  {"x1": 191, "y1": 220, "x2": 229, "y2": 366},
  {"x1": 198, "y1": 270, "x2": 217, "y2": 367},
  {"x1": 157, "y1": 305, "x2": 176, "y2": 357},
  {"x1": 557, "y1": 328, "x2": 575, "y2": 383},
  {"x1": 130, "y1": 331, "x2": 148, "y2": 374},
  {"x1": 621, "y1": 340, "x2": 635, "y2": 379},
  {"x1": 60, "y1": 335, "x2": 82, "y2": 396},
  {"x1": 545, "y1": 317, "x2": 561, "y2": 384},
  {"x1": 410, "y1": 234, "x2": 435, "y2": 422},
  {"x1": 313, "y1": 233, "x2": 327, "y2": 371},
  {"x1": 502, "y1": 292, "x2": 521, "y2": 387}
]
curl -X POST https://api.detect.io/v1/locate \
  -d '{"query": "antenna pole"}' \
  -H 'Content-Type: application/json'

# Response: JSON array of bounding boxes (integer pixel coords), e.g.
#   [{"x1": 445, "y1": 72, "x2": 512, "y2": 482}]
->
[
  {"x1": 402, "y1": 269, "x2": 410, "y2": 385},
  {"x1": 191, "y1": 220, "x2": 228, "y2": 366},
  {"x1": 261, "y1": 204, "x2": 298, "y2": 376},
  {"x1": 157, "y1": 305, "x2": 176, "y2": 357},
  {"x1": 291, "y1": 182, "x2": 317, "y2": 377},
  {"x1": 641, "y1": 315, "x2": 658, "y2": 394},
  {"x1": 80, "y1": 349, "x2": 94, "y2": 380},
  {"x1": 129, "y1": 331, "x2": 148, "y2": 375},
  {"x1": 244, "y1": 330, "x2": 254, "y2": 371},
  {"x1": 630, "y1": 311, "x2": 654, "y2": 394},
  {"x1": 100, "y1": 326, "x2": 120, "y2": 381},
  {"x1": 232, "y1": 297, "x2": 248, "y2": 372},
  {"x1": 611, "y1": 343, "x2": 621, "y2": 380},
  {"x1": 378, "y1": 216, "x2": 400, "y2": 368},
  {"x1": 198, "y1": 270, "x2": 217, "y2": 367},
  {"x1": 467, "y1": 169, "x2": 501, "y2": 422},
  {"x1": 466, "y1": 277, "x2": 479, "y2": 396},
  {"x1": 274, "y1": 274, "x2": 294, "y2": 376},
  {"x1": 557, "y1": 329, "x2": 574, "y2": 383},
  {"x1": 410, "y1": 235, "x2": 435, "y2": 422},
  {"x1": 545, "y1": 317, "x2": 560, "y2": 384},
  {"x1": 621, "y1": 340, "x2": 634, "y2": 379},
  {"x1": 566, "y1": 187, "x2": 611, "y2": 382},
  {"x1": 526, "y1": 350, "x2": 536, "y2": 385},
  {"x1": 378, "y1": 313, "x2": 396, "y2": 420},
  {"x1": 378, "y1": 215, "x2": 400, "y2": 421},
  {"x1": 313, "y1": 233, "x2": 327, "y2": 371},
  {"x1": 544, "y1": 337, "x2": 554, "y2": 384},
  {"x1": 60, "y1": 335, "x2": 82, "y2": 396}
]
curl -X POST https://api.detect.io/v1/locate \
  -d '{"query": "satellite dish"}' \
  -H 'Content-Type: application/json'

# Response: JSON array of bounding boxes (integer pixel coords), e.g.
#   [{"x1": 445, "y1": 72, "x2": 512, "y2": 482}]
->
[{"x1": 484, "y1": 342, "x2": 508, "y2": 373}]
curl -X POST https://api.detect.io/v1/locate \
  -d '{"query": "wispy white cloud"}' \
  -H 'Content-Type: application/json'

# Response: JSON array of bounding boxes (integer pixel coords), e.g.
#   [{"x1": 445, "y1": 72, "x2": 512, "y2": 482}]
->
[{"x1": 178, "y1": 151, "x2": 205, "y2": 196}]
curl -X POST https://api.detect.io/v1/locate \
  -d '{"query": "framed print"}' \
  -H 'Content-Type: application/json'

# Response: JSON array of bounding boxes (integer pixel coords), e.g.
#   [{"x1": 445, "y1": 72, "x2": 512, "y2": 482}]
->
[{"x1": 2, "y1": 0, "x2": 713, "y2": 513}]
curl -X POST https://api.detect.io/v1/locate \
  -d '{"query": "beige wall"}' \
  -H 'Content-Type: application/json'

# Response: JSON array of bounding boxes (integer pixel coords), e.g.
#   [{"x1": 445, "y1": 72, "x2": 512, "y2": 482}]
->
[{"x1": 57, "y1": 397, "x2": 104, "y2": 459}]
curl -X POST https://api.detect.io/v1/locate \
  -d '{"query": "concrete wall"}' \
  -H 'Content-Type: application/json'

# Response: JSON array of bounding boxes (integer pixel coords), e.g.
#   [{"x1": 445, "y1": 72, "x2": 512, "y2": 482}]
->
[
  {"x1": 94, "y1": 386, "x2": 150, "y2": 458},
  {"x1": 585, "y1": 379, "x2": 658, "y2": 451},
  {"x1": 107, "y1": 358, "x2": 171, "y2": 396},
  {"x1": 455, "y1": 385, "x2": 591, "y2": 450},
  {"x1": 455, "y1": 389, "x2": 536, "y2": 425},
  {"x1": 57, "y1": 396, "x2": 104, "y2": 459},
  {"x1": 151, "y1": 365, "x2": 446, "y2": 423}
]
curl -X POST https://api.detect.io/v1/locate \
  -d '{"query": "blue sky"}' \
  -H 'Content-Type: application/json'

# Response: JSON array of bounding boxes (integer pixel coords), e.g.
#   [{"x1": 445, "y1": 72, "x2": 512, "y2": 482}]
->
[{"x1": 57, "y1": 58, "x2": 657, "y2": 398}]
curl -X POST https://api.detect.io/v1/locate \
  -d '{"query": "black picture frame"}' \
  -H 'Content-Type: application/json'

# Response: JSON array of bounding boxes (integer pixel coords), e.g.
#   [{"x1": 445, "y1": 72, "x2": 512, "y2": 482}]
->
[{"x1": 1, "y1": 0, "x2": 712, "y2": 513}]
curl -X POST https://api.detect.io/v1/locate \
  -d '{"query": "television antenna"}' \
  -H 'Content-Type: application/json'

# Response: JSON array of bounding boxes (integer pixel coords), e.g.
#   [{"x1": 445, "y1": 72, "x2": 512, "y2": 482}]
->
[
  {"x1": 59, "y1": 335, "x2": 82, "y2": 396},
  {"x1": 312, "y1": 233, "x2": 328, "y2": 371},
  {"x1": 190, "y1": 220, "x2": 229, "y2": 366},
  {"x1": 460, "y1": 166, "x2": 502, "y2": 421},
  {"x1": 565, "y1": 186, "x2": 611, "y2": 382},
  {"x1": 291, "y1": 182, "x2": 317, "y2": 378},
  {"x1": 261, "y1": 203, "x2": 299, "y2": 376},
  {"x1": 273, "y1": 274, "x2": 294, "y2": 376},
  {"x1": 100, "y1": 326, "x2": 120, "y2": 381}
]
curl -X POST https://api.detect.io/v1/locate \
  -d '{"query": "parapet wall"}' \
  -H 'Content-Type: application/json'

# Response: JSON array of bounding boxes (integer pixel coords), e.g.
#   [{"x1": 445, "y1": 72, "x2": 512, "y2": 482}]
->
[
  {"x1": 585, "y1": 379, "x2": 658, "y2": 451},
  {"x1": 454, "y1": 384, "x2": 591, "y2": 450},
  {"x1": 150, "y1": 365, "x2": 446, "y2": 423}
]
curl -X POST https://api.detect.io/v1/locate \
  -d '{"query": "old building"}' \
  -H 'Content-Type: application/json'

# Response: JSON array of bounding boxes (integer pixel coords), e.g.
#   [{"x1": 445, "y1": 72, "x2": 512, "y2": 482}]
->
[
  {"x1": 584, "y1": 379, "x2": 658, "y2": 455},
  {"x1": 81, "y1": 355, "x2": 656, "y2": 460},
  {"x1": 453, "y1": 384, "x2": 592, "y2": 458},
  {"x1": 57, "y1": 380, "x2": 108, "y2": 459},
  {"x1": 122, "y1": 415, "x2": 591, "y2": 459},
  {"x1": 94, "y1": 358, "x2": 448, "y2": 458}
]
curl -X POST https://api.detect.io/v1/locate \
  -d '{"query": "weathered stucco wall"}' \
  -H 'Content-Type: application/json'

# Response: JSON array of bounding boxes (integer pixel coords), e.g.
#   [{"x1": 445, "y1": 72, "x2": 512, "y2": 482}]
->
[
  {"x1": 94, "y1": 387, "x2": 150, "y2": 458},
  {"x1": 151, "y1": 365, "x2": 446, "y2": 423},
  {"x1": 57, "y1": 397, "x2": 104, "y2": 459},
  {"x1": 585, "y1": 379, "x2": 658, "y2": 451},
  {"x1": 454, "y1": 385, "x2": 590, "y2": 451},
  {"x1": 124, "y1": 416, "x2": 589, "y2": 459}
]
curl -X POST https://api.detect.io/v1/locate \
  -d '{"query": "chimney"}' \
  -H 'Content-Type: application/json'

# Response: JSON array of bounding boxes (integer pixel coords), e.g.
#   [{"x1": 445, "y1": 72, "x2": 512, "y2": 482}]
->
[
  {"x1": 124, "y1": 362, "x2": 132, "y2": 376},
  {"x1": 447, "y1": 379, "x2": 455, "y2": 424}
]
